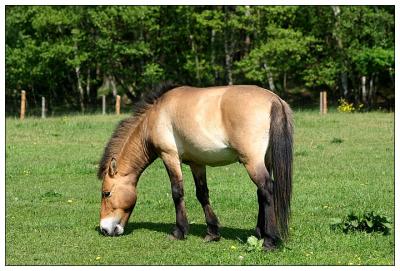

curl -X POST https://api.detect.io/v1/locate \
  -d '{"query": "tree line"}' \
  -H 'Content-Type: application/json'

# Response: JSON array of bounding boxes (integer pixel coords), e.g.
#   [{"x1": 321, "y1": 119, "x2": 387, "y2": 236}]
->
[{"x1": 6, "y1": 6, "x2": 394, "y2": 115}]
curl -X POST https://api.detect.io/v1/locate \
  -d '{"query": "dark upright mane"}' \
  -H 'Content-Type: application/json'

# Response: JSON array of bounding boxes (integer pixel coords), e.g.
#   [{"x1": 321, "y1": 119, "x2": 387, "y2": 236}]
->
[{"x1": 97, "y1": 82, "x2": 180, "y2": 179}]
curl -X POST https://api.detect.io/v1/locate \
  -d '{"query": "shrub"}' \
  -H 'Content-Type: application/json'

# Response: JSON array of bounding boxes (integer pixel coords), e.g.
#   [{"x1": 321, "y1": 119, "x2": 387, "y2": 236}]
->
[
  {"x1": 330, "y1": 211, "x2": 391, "y2": 235},
  {"x1": 337, "y1": 98, "x2": 364, "y2": 113}
]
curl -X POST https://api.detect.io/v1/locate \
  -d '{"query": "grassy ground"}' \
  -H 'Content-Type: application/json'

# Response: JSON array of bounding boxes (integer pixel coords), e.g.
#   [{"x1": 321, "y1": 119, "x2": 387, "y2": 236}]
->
[{"x1": 5, "y1": 111, "x2": 394, "y2": 265}]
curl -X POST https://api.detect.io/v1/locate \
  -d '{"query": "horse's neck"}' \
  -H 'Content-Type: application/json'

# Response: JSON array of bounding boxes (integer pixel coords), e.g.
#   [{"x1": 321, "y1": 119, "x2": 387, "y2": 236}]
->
[{"x1": 118, "y1": 117, "x2": 156, "y2": 179}]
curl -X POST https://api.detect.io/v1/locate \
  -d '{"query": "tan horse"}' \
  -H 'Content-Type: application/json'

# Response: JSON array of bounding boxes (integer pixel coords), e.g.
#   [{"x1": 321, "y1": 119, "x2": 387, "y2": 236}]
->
[{"x1": 98, "y1": 85, "x2": 293, "y2": 251}]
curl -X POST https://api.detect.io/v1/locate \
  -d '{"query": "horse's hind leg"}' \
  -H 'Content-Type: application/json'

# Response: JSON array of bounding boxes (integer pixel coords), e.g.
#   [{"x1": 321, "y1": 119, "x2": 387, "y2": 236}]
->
[
  {"x1": 162, "y1": 152, "x2": 189, "y2": 240},
  {"x1": 244, "y1": 161, "x2": 280, "y2": 251},
  {"x1": 190, "y1": 163, "x2": 220, "y2": 242}
]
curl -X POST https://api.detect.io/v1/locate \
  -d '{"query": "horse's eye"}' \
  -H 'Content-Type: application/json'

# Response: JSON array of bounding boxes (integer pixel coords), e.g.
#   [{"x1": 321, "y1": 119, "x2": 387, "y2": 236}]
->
[{"x1": 103, "y1": 191, "x2": 111, "y2": 198}]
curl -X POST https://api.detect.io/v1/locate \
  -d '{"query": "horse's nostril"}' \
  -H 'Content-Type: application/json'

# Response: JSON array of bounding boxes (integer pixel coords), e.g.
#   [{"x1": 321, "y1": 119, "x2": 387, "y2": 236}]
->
[{"x1": 100, "y1": 227, "x2": 109, "y2": 236}]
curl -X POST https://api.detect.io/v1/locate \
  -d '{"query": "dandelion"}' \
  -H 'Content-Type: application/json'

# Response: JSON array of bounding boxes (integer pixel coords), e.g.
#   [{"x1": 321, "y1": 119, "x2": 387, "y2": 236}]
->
[
  {"x1": 67, "y1": 199, "x2": 73, "y2": 203},
  {"x1": 95, "y1": 256, "x2": 101, "y2": 260},
  {"x1": 230, "y1": 245, "x2": 237, "y2": 250}
]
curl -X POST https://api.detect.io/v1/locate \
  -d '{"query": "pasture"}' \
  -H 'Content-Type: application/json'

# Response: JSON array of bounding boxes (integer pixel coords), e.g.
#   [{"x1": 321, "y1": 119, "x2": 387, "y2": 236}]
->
[{"x1": 5, "y1": 111, "x2": 394, "y2": 265}]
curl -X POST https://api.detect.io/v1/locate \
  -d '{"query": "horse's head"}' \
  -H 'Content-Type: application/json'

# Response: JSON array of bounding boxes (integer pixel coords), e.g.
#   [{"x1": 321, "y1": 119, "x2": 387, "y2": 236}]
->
[{"x1": 99, "y1": 158, "x2": 137, "y2": 236}]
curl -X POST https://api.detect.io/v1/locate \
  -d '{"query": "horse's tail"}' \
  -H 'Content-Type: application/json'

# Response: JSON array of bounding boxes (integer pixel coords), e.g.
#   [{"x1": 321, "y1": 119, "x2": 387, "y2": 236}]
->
[{"x1": 268, "y1": 98, "x2": 293, "y2": 239}]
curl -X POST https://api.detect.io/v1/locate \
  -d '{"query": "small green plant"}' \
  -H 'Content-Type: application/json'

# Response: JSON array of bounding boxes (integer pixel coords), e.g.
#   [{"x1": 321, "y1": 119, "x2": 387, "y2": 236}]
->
[
  {"x1": 330, "y1": 211, "x2": 391, "y2": 235},
  {"x1": 40, "y1": 191, "x2": 63, "y2": 202},
  {"x1": 245, "y1": 236, "x2": 264, "y2": 252},
  {"x1": 337, "y1": 98, "x2": 364, "y2": 113},
  {"x1": 330, "y1": 137, "x2": 343, "y2": 144}
]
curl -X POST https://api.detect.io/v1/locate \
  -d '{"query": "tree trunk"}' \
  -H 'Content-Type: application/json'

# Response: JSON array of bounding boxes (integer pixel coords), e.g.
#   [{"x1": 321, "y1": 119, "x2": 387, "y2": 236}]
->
[
  {"x1": 244, "y1": 6, "x2": 251, "y2": 55},
  {"x1": 224, "y1": 6, "x2": 233, "y2": 85},
  {"x1": 332, "y1": 6, "x2": 349, "y2": 98},
  {"x1": 369, "y1": 74, "x2": 374, "y2": 108},
  {"x1": 190, "y1": 34, "x2": 200, "y2": 84},
  {"x1": 263, "y1": 63, "x2": 275, "y2": 91},
  {"x1": 110, "y1": 75, "x2": 117, "y2": 97},
  {"x1": 361, "y1": 76, "x2": 367, "y2": 105},
  {"x1": 211, "y1": 29, "x2": 217, "y2": 83},
  {"x1": 86, "y1": 68, "x2": 91, "y2": 106},
  {"x1": 224, "y1": 40, "x2": 233, "y2": 85},
  {"x1": 283, "y1": 72, "x2": 287, "y2": 93},
  {"x1": 74, "y1": 41, "x2": 85, "y2": 113},
  {"x1": 341, "y1": 72, "x2": 349, "y2": 98},
  {"x1": 75, "y1": 66, "x2": 85, "y2": 113}
]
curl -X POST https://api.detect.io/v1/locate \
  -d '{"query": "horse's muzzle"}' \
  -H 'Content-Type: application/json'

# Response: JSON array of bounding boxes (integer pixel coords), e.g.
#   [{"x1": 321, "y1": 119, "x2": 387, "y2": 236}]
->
[{"x1": 100, "y1": 217, "x2": 124, "y2": 236}]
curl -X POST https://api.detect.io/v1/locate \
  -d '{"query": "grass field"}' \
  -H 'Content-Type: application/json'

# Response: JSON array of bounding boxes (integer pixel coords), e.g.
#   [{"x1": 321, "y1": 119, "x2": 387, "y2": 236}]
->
[{"x1": 5, "y1": 111, "x2": 394, "y2": 265}]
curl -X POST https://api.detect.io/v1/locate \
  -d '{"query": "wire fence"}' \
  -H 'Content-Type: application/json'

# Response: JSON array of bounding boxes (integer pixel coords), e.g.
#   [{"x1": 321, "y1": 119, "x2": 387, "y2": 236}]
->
[
  {"x1": 11, "y1": 91, "x2": 136, "y2": 119},
  {"x1": 13, "y1": 89, "x2": 331, "y2": 120}
]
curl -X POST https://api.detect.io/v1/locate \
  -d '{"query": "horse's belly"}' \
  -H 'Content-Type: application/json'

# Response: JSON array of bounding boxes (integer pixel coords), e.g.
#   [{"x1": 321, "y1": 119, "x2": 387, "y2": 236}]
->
[{"x1": 181, "y1": 146, "x2": 238, "y2": 167}]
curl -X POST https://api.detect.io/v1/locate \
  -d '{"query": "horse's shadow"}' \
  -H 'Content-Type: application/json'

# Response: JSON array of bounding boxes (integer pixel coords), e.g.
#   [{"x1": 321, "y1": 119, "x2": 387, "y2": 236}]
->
[{"x1": 123, "y1": 221, "x2": 254, "y2": 241}]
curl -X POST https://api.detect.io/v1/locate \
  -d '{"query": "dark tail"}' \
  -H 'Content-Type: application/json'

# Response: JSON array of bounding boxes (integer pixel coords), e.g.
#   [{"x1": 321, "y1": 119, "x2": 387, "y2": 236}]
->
[{"x1": 268, "y1": 99, "x2": 293, "y2": 239}]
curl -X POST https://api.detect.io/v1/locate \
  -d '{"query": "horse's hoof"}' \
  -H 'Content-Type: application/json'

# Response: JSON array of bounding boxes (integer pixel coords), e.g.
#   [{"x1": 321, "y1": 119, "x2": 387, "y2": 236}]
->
[
  {"x1": 263, "y1": 244, "x2": 277, "y2": 252},
  {"x1": 263, "y1": 240, "x2": 278, "y2": 252},
  {"x1": 168, "y1": 233, "x2": 186, "y2": 240},
  {"x1": 204, "y1": 234, "x2": 220, "y2": 242},
  {"x1": 168, "y1": 234, "x2": 179, "y2": 240},
  {"x1": 169, "y1": 227, "x2": 185, "y2": 240}
]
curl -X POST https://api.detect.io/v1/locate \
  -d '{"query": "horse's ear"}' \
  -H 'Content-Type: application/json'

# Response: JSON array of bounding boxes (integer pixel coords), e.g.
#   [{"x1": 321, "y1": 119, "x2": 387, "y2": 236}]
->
[{"x1": 109, "y1": 158, "x2": 117, "y2": 177}]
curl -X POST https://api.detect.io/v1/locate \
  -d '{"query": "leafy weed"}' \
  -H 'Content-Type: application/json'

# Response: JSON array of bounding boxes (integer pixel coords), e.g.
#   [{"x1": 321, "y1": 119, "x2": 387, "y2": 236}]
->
[{"x1": 330, "y1": 211, "x2": 391, "y2": 235}]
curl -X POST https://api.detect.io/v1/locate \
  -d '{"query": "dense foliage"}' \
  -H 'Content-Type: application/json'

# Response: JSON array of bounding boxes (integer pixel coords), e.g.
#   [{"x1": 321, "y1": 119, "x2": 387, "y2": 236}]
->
[
  {"x1": 330, "y1": 211, "x2": 392, "y2": 235},
  {"x1": 6, "y1": 6, "x2": 394, "y2": 115}
]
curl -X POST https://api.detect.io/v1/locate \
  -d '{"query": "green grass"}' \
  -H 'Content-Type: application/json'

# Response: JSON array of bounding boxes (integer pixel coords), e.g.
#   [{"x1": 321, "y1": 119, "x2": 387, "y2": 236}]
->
[{"x1": 5, "y1": 111, "x2": 394, "y2": 265}]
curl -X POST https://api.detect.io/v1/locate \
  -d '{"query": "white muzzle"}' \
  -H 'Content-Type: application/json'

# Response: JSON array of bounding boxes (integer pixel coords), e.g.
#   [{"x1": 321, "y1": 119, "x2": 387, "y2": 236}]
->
[{"x1": 100, "y1": 217, "x2": 124, "y2": 236}]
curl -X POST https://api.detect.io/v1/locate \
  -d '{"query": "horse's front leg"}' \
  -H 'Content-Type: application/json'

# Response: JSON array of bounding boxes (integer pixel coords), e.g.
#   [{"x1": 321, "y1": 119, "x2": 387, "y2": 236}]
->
[{"x1": 161, "y1": 152, "x2": 189, "y2": 240}]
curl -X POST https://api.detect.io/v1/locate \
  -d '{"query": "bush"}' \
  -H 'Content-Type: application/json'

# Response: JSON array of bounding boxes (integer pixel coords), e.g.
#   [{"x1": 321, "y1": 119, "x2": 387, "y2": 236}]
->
[
  {"x1": 337, "y1": 98, "x2": 364, "y2": 113},
  {"x1": 330, "y1": 211, "x2": 391, "y2": 235}
]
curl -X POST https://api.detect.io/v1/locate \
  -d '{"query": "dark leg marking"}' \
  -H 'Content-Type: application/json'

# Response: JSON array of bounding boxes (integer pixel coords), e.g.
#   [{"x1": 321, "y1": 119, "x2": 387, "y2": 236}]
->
[
  {"x1": 259, "y1": 177, "x2": 280, "y2": 251},
  {"x1": 170, "y1": 180, "x2": 189, "y2": 240},
  {"x1": 190, "y1": 164, "x2": 220, "y2": 242},
  {"x1": 163, "y1": 159, "x2": 189, "y2": 240},
  {"x1": 246, "y1": 163, "x2": 280, "y2": 251}
]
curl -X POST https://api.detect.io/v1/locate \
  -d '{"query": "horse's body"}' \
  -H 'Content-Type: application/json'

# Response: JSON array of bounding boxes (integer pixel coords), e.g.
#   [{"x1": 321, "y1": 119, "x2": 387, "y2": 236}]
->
[
  {"x1": 98, "y1": 85, "x2": 293, "y2": 251},
  {"x1": 149, "y1": 86, "x2": 273, "y2": 167}
]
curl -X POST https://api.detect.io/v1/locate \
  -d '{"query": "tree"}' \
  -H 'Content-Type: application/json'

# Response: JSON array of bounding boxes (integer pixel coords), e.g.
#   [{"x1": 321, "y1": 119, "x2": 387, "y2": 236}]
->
[
  {"x1": 5, "y1": 6, "x2": 395, "y2": 115},
  {"x1": 337, "y1": 6, "x2": 394, "y2": 106},
  {"x1": 236, "y1": 6, "x2": 314, "y2": 94}
]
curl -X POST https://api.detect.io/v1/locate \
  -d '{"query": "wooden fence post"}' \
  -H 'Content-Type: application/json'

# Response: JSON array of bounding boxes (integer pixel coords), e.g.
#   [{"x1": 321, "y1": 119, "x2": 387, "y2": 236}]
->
[
  {"x1": 115, "y1": 95, "x2": 121, "y2": 115},
  {"x1": 320, "y1": 91, "x2": 327, "y2": 115},
  {"x1": 102, "y1": 95, "x2": 106, "y2": 115},
  {"x1": 41, "y1": 97, "x2": 46, "y2": 119},
  {"x1": 20, "y1": 90, "x2": 26, "y2": 120}
]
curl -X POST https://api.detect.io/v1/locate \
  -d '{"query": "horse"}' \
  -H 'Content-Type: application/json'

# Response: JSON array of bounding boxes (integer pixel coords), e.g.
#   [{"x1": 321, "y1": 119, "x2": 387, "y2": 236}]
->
[{"x1": 97, "y1": 84, "x2": 293, "y2": 251}]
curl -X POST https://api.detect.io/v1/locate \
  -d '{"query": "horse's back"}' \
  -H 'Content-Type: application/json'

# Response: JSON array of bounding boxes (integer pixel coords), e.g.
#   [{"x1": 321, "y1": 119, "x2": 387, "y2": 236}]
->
[{"x1": 150, "y1": 85, "x2": 280, "y2": 166}]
